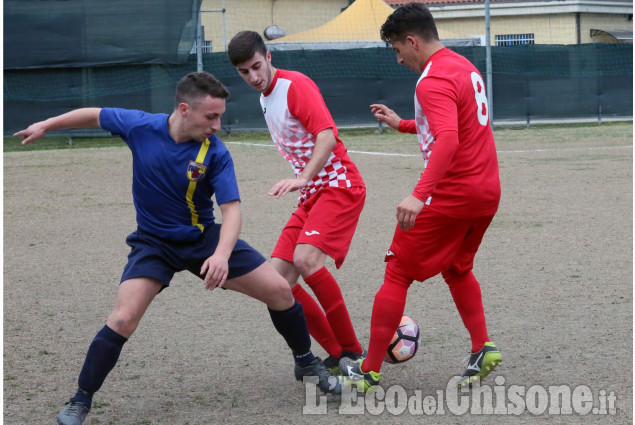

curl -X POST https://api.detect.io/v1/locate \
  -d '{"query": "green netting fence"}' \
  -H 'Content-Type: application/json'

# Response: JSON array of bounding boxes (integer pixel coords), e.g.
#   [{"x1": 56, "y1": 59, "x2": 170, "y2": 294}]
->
[{"x1": 4, "y1": 44, "x2": 632, "y2": 135}]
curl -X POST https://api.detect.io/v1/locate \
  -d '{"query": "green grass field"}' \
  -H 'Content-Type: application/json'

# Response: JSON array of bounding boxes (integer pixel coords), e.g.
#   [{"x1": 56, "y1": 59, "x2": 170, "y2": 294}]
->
[{"x1": 4, "y1": 121, "x2": 632, "y2": 152}]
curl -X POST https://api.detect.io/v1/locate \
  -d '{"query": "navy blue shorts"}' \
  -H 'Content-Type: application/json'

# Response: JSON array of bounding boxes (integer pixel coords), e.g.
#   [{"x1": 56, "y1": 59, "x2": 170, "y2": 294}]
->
[{"x1": 121, "y1": 225, "x2": 267, "y2": 287}]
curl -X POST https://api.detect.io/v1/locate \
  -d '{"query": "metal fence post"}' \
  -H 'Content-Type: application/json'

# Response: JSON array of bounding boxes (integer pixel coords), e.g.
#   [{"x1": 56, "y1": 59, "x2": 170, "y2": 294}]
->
[{"x1": 485, "y1": 0, "x2": 494, "y2": 127}]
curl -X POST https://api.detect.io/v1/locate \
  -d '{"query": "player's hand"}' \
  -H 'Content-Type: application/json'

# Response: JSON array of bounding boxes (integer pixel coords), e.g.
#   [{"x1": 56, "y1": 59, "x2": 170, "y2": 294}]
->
[
  {"x1": 396, "y1": 195, "x2": 425, "y2": 231},
  {"x1": 269, "y1": 177, "x2": 307, "y2": 199},
  {"x1": 370, "y1": 104, "x2": 402, "y2": 130},
  {"x1": 200, "y1": 254, "x2": 229, "y2": 290},
  {"x1": 13, "y1": 122, "x2": 48, "y2": 145}
]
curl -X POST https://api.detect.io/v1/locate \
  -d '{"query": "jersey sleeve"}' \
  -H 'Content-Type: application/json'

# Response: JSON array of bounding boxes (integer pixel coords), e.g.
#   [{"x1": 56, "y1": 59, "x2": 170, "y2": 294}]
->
[
  {"x1": 207, "y1": 141, "x2": 241, "y2": 206},
  {"x1": 411, "y1": 75, "x2": 460, "y2": 202},
  {"x1": 411, "y1": 130, "x2": 459, "y2": 202},
  {"x1": 398, "y1": 119, "x2": 417, "y2": 134},
  {"x1": 99, "y1": 108, "x2": 147, "y2": 143},
  {"x1": 286, "y1": 76, "x2": 336, "y2": 137},
  {"x1": 416, "y1": 76, "x2": 459, "y2": 137}
]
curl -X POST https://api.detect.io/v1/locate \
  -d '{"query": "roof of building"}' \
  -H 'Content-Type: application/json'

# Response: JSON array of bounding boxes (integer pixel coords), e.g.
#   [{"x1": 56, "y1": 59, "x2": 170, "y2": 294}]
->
[
  {"x1": 590, "y1": 28, "x2": 633, "y2": 39},
  {"x1": 384, "y1": 0, "x2": 633, "y2": 5},
  {"x1": 385, "y1": 0, "x2": 488, "y2": 4},
  {"x1": 270, "y1": 0, "x2": 393, "y2": 44}
]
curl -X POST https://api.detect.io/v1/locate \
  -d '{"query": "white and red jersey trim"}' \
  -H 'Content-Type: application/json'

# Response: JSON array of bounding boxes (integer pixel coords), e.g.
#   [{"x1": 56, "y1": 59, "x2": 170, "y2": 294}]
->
[
  {"x1": 260, "y1": 69, "x2": 363, "y2": 203},
  {"x1": 415, "y1": 61, "x2": 435, "y2": 171}
]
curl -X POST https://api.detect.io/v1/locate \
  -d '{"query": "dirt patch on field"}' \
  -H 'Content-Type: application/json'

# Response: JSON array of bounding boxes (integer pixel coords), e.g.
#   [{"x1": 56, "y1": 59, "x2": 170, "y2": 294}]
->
[{"x1": 4, "y1": 124, "x2": 632, "y2": 424}]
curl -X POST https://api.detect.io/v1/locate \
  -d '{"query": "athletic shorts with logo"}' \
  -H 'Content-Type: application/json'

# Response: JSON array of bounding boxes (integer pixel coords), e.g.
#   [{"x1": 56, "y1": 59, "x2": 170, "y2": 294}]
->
[
  {"x1": 122, "y1": 224, "x2": 266, "y2": 287},
  {"x1": 386, "y1": 208, "x2": 495, "y2": 282},
  {"x1": 272, "y1": 186, "x2": 365, "y2": 268}
]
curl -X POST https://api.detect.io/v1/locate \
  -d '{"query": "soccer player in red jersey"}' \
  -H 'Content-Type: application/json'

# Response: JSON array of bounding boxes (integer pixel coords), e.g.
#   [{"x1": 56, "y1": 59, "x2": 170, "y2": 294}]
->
[
  {"x1": 340, "y1": 2, "x2": 502, "y2": 391},
  {"x1": 227, "y1": 32, "x2": 367, "y2": 371}
]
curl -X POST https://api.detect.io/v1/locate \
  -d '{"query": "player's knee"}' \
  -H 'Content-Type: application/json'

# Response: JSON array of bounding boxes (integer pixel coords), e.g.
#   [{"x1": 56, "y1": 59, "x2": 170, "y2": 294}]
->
[
  {"x1": 385, "y1": 261, "x2": 413, "y2": 289},
  {"x1": 293, "y1": 251, "x2": 323, "y2": 276},
  {"x1": 107, "y1": 309, "x2": 140, "y2": 338},
  {"x1": 271, "y1": 260, "x2": 298, "y2": 286},
  {"x1": 441, "y1": 268, "x2": 456, "y2": 281},
  {"x1": 442, "y1": 268, "x2": 472, "y2": 287},
  {"x1": 267, "y1": 276, "x2": 295, "y2": 309}
]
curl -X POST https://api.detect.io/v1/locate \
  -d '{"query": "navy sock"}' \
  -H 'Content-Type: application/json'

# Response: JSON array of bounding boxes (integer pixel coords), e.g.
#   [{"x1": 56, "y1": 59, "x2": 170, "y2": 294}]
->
[
  {"x1": 293, "y1": 351, "x2": 316, "y2": 368},
  {"x1": 268, "y1": 301, "x2": 316, "y2": 367},
  {"x1": 74, "y1": 325, "x2": 128, "y2": 408},
  {"x1": 72, "y1": 388, "x2": 93, "y2": 409}
]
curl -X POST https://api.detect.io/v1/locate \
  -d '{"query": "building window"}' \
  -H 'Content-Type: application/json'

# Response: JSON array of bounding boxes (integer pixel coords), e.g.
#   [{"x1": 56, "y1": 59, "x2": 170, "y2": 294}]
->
[
  {"x1": 495, "y1": 34, "x2": 535, "y2": 46},
  {"x1": 199, "y1": 41, "x2": 212, "y2": 53},
  {"x1": 190, "y1": 41, "x2": 212, "y2": 54}
]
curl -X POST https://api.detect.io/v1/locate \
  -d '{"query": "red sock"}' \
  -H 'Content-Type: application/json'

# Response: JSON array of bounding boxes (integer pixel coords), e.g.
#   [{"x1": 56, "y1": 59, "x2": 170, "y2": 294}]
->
[
  {"x1": 442, "y1": 269, "x2": 489, "y2": 353},
  {"x1": 291, "y1": 284, "x2": 342, "y2": 358},
  {"x1": 304, "y1": 267, "x2": 362, "y2": 355},
  {"x1": 362, "y1": 263, "x2": 410, "y2": 373}
]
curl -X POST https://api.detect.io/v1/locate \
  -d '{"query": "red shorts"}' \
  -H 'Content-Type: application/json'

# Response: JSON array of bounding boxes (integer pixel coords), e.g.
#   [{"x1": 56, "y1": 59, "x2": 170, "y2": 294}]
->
[
  {"x1": 272, "y1": 186, "x2": 366, "y2": 268},
  {"x1": 386, "y1": 209, "x2": 495, "y2": 282}
]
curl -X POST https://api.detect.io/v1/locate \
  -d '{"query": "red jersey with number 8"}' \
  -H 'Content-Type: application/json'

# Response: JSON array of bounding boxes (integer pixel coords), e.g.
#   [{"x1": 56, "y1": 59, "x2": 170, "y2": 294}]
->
[{"x1": 408, "y1": 48, "x2": 500, "y2": 218}]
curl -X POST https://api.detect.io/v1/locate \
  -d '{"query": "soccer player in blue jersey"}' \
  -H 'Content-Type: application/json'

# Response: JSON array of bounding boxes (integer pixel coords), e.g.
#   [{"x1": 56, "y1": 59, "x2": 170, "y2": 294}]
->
[{"x1": 14, "y1": 72, "x2": 340, "y2": 425}]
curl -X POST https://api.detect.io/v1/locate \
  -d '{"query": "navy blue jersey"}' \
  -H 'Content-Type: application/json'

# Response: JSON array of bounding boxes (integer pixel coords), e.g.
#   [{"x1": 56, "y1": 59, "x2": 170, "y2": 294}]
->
[{"x1": 100, "y1": 108, "x2": 240, "y2": 242}]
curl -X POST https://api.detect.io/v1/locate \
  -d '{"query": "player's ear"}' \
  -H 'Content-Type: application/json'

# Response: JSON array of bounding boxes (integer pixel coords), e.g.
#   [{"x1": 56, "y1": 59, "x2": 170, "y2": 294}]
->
[
  {"x1": 406, "y1": 35, "x2": 419, "y2": 50},
  {"x1": 266, "y1": 50, "x2": 272, "y2": 63},
  {"x1": 178, "y1": 102, "x2": 190, "y2": 117}
]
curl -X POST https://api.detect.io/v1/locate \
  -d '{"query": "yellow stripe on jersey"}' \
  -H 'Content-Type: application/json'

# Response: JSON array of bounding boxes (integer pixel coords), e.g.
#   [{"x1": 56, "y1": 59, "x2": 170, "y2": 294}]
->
[{"x1": 186, "y1": 138, "x2": 210, "y2": 232}]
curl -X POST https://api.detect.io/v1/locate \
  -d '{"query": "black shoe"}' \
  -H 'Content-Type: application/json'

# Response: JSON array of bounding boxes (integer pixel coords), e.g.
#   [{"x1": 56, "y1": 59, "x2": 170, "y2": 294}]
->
[
  {"x1": 458, "y1": 342, "x2": 502, "y2": 388},
  {"x1": 339, "y1": 358, "x2": 382, "y2": 394},
  {"x1": 56, "y1": 400, "x2": 90, "y2": 425},
  {"x1": 324, "y1": 349, "x2": 366, "y2": 374},
  {"x1": 323, "y1": 355, "x2": 340, "y2": 374},
  {"x1": 339, "y1": 348, "x2": 367, "y2": 363},
  {"x1": 294, "y1": 357, "x2": 342, "y2": 394}
]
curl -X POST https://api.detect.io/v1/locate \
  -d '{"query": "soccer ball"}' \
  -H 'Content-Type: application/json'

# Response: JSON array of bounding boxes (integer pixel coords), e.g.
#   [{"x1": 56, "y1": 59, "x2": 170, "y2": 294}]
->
[{"x1": 384, "y1": 315, "x2": 421, "y2": 364}]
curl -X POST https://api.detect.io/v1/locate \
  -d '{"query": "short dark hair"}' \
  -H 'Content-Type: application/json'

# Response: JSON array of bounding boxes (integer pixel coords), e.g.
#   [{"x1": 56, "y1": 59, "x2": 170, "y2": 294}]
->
[
  {"x1": 380, "y1": 2, "x2": 439, "y2": 43},
  {"x1": 227, "y1": 31, "x2": 267, "y2": 66},
  {"x1": 175, "y1": 72, "x2": 229, "y2": 108}
]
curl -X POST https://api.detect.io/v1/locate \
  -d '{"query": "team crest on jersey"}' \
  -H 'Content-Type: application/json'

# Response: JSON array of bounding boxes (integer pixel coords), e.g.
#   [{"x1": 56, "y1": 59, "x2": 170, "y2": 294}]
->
[{"x1": 187, "y1": 161, "x2": 207, "y2": 182}]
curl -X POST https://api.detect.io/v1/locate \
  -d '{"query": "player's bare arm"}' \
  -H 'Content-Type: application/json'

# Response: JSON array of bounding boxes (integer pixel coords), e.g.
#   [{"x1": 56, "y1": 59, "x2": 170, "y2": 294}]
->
[
  {"x1": 396, "y1": 195, "x2": 425, "y2": 232},
  {"x1": 14, "y1": 108, "x2": 102, "y2": 145},
  {"x1": 201, "y1": 200, "x2": 242, "y2": 290},
  {"x1": 370, "y1": 103, "x2": 402, "y2": 130},
  {"x1": 268, "y1": 128, "x2": 337, "y2": 199}
]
